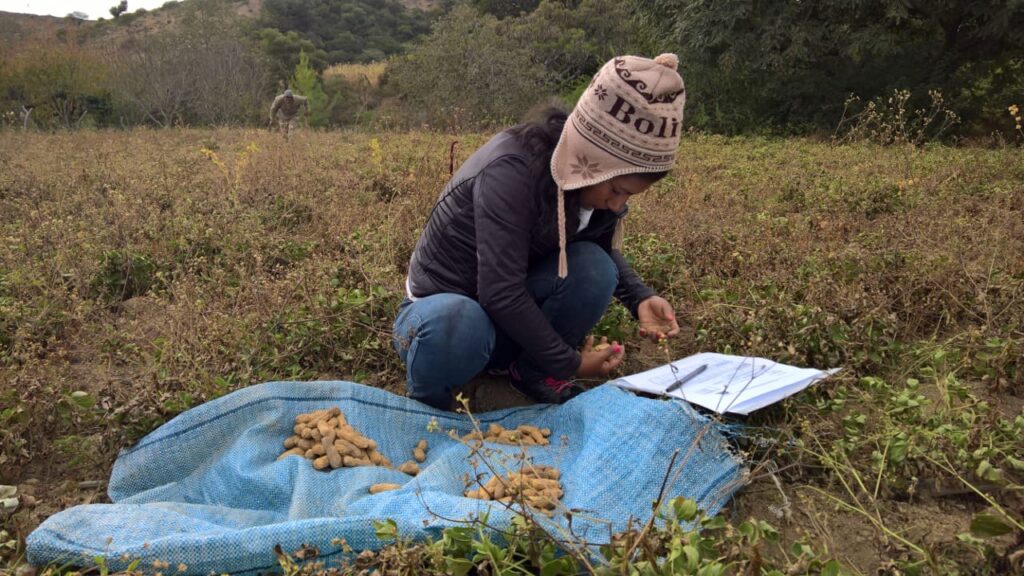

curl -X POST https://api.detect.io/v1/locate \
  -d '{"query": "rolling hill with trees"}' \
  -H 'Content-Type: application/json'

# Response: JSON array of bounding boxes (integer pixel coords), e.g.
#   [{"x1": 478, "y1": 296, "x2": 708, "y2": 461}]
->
[{"x1": 1, "y1": 0, "x2": 1021, "y2": 137}]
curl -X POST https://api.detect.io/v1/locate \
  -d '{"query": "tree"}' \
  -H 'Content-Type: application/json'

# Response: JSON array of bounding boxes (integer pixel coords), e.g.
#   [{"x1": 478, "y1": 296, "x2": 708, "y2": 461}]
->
[
  {"x1": 635, "y1": 0, "x2": 1024, "y2": 134},
  {"x1": 259, "y1": 0, "x2": 436, "y2": 64},
  {"x1": 384, "y1": 0, "x2": 651, "y2": 128},
  {"x1": 0, "y1": 35, "x2": 112, "y2": 129},
  {"x1": 109, "y1": 0, "x2": 127, "y2": 18},
  {"x1": 289, "y1": 50, "x2": 332, "y2": 127},
  {"x1": 386, "y1": 5, "x2": 554, "y2": 128},
  {"x1": 0, "y1": 26, "x2": 117, "y2": 129},
  {"x1": 470, "y1": 0, "x2": 539, "y2": 19},
  {"x1": 257, "y1": 28, "x2": 328, "y2": 80},
  {"x1": 112, "y1": 0, "x2": 270, "y2": 126},
  {"x1": 513, "y1": 0, "x2": 650, "y2": 92}
]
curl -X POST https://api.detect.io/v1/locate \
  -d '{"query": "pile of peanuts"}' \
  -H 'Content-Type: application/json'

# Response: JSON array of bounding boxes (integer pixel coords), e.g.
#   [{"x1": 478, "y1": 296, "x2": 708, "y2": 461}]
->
[
  {"x1": 278, "y1": 407, "x2": 392, "y2": 470},
  {"x1": 278, "y1": 407, "x2": 563, "y2": 510},
  {"x1": 465, "y1": 465, "x2": 563, "y2": 514},
  {"x1": 462, "y1": 423, "x2": 551, "y2": 446}
]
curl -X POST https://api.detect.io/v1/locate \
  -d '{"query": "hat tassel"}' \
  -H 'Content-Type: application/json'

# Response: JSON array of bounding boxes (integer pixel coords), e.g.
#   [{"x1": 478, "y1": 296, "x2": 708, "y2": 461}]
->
[{"x1": 557, "y1": 187, "x2": 568, "y2": 278}]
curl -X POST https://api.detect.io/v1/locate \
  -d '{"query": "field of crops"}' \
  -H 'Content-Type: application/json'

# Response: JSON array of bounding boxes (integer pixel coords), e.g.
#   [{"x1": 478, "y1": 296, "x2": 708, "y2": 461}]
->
[{"x1": 1, "y1": 129, "x2": 1022, "y2": 573}]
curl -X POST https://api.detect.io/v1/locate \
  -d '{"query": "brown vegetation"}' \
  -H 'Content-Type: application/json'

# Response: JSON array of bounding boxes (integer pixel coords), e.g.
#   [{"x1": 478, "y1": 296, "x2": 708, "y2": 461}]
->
[{"x1": 0, "y1": 129, "x2": 1022, "y2": 572}]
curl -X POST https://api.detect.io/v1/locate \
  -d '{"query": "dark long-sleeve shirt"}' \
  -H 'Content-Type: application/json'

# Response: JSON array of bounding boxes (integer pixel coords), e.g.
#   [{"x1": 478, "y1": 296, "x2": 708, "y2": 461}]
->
[{"x1": 405, "y1": 130, "x2": 656, "y2": 379}]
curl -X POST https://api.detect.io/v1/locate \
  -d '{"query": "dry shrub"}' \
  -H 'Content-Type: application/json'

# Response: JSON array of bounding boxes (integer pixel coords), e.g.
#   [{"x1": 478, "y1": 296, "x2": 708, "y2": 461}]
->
[{"x1": 0, "y1": 129, "x2": 1022, "y2": 572}]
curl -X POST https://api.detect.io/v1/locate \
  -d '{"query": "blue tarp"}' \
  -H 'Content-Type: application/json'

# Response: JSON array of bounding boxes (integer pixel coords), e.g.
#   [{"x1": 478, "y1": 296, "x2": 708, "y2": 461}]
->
[{"x1": 27, "y1": 381, "x2": 743, "y2": 574}]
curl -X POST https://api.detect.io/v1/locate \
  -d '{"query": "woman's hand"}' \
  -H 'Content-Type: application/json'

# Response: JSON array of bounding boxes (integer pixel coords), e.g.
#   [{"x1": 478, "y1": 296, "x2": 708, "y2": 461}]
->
[
  {"x1": 637, "y1": 296, "x2": 680, "y2": 343},
  {"x1": 577, "y1": 335, "x2": 625, "y2": 378}
]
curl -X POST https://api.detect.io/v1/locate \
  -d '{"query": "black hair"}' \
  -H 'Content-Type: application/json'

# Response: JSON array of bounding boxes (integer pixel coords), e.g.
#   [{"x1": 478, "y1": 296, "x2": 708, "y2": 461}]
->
[
  {"x1": 507, "y1": 104, "x2": 574, "y2": 237},
  {"x1": 508, "y1": 102, "x2": 569, "y2": 160}
]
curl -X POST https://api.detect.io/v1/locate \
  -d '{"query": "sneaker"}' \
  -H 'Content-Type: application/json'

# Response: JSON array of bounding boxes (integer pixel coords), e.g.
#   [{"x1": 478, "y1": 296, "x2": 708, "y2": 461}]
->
[{"x1": 508, "y1": 362, "x2": 584, "y2": 404}]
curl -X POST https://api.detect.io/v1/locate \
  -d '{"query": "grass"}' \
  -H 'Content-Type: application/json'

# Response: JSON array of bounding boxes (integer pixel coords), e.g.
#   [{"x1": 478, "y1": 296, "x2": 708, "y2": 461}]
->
[
  {"x1": 0, "y1": 128, "x2": 1022, "y2": 573},
  {"x1": 324, "y1": 62, "x2": 388, "y2": 89}
]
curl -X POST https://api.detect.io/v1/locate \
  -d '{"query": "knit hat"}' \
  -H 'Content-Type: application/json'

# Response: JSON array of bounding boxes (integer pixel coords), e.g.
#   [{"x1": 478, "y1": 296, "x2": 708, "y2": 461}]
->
[{"x1": 551, "y1": 53, "x2": 685, "y2": 277}]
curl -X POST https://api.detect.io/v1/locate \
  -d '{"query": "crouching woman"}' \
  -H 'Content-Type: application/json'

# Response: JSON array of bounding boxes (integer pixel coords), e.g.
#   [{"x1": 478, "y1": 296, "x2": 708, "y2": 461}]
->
[{"x1": 393, "y1": 54, "x2": 686, "y2": 409}]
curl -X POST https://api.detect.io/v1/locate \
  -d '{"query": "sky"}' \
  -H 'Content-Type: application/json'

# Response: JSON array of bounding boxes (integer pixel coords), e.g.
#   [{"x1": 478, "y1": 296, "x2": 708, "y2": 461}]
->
[{"x1": 4, "y1": 0, "x2": 176, "y2": 19}]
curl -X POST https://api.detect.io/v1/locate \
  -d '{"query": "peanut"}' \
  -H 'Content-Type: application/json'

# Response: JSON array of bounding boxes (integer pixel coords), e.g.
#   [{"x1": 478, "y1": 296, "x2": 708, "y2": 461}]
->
[
  {"x1": 398, "y1": 460, "x2": 420, "y2": 476},
  {"x1": 369, "y1": 483, "x2": 401, "y2": 494},
  {"x1": 522, "y1": 427, "x2": 546, "y2": 445},
  {"x1": 333, "y1": 438, "x2": 361, "y2": 457},
  {"x1": 530, "y1": 465, "x2": 560, "y2": 480},
  {"x1": 317, "y1": 420, "x2": 333, "y2": 438},
  {"x1": 338, "y1": 426, "x2": 374, "y2": 450},
  {"x1": 321, "y1": 431, "x2": 336, "y2": 451},
  {"x1": 366, "y1": 448, "x2": 385, "y2": 466},
  {"x1": 324, "y1": 434, "x2": 342, "y2": 469},
  {"x1": 277, "y1": 447, "x2": 305, "y2": 460},
  {"x1": 412, "y1": 439, "x2": 428, "y2": 462},
  {"x1": 343, "y1": 455, "x2": 373, "y2": 467}
]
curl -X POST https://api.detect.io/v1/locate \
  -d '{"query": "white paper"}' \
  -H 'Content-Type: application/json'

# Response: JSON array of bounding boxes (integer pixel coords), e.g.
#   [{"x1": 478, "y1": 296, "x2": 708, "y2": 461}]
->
[{"x1": 610, "y1": 352, "x2": 840, "y2": 415}]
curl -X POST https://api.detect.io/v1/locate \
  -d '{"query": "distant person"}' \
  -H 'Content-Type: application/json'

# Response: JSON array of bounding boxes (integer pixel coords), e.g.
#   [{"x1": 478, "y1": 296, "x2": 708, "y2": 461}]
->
[
  {"x1": 393, "y1": 54, "x2": 686, "y2": 410},
  {"x1": 268, "y1": 89, "x2": 309, "y2": 139}
]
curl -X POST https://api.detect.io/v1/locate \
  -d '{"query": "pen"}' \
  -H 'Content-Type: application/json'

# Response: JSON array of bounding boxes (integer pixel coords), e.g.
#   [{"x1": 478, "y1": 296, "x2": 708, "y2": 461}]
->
[{"x1": 665, "y1": 364, "x2": 708, "y2": 394}]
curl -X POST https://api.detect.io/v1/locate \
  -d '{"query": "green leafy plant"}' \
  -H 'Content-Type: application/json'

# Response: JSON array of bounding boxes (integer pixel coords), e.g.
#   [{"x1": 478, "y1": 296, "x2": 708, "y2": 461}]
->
[{"x1": 90, "y1": 249, "x2": 162, "y2": 303}]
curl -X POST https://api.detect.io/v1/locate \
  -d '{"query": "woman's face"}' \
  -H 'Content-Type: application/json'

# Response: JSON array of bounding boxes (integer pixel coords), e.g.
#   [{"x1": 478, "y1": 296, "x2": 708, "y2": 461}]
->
[{"x1": 578, "y1": 174, "x2": 654, "y2": 212}]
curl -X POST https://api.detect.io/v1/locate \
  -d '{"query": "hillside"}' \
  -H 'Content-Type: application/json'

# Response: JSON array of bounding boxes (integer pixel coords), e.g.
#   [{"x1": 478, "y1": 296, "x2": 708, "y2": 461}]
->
[
  {"x1": 0, "y1": 10, "x2": 72, "y2": 48},
  {"x1": 0, "y1": 0, "x2": 440, "y2": 58}
]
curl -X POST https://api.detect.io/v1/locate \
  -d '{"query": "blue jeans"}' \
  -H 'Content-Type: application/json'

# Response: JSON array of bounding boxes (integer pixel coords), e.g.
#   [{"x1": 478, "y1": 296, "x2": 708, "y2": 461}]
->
[{"x1": 393, "y1": 242, "x2": 618, "y2": 409}]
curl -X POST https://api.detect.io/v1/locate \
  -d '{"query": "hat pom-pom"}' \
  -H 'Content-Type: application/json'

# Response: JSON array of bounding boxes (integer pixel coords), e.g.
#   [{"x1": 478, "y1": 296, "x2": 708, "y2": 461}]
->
[{"x1": 654, "y1": 53, "x2": 679, "y2": 70}]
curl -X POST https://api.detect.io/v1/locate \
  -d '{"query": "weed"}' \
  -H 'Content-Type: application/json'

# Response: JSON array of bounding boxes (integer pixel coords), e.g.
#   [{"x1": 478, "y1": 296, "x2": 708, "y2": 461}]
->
[
  {"x1": 1009, "y1": 104, "x2": 1023, "y2": 143},
  {"x1": 90, "y1": 249, "x2": 162, "y2": 303},
  {"x1": 593, "y1": 303, "x2": 632, "y2": 344},
  {"x1": 1, "y1": 129, "x2": 1022, "y2": 573},
  {"x1": 834, "y1": 89, "x2": 961, "y2": 147},
  {"x1": 262, "y1": 197, "x2": 314, "y2": 232}
]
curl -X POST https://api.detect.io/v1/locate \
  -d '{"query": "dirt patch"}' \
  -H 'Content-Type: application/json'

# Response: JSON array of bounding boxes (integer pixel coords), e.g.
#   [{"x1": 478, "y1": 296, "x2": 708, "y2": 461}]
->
[
  {"x1": 3, "y1": 477, "x2": 110, "y2": 555},
  {"x1": 728, "y1": 475, "x2": 1016, "y2": 573},
  {"x1": 731, "y1": 479, "x2": 885, "y2": 572}
]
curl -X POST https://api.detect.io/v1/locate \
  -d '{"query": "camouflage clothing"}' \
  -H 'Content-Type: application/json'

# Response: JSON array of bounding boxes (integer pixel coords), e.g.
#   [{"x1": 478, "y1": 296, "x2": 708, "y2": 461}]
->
[
  {"x1": 269, "y1": 93, "x2": 309, "y2": 139},
  {"x1": 270, "y1": 94, "x2": 309, "y2": 121}
]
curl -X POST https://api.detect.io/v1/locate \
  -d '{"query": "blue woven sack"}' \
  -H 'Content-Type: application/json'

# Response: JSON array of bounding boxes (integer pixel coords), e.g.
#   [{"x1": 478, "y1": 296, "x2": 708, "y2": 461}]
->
[{"x1": 27, "y1": 381, "x2": 743, "y2": 574}]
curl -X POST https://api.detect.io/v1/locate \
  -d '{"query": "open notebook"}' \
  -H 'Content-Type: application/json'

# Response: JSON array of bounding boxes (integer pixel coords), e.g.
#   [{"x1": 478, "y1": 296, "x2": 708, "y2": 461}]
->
[{"x1": 610, "y1": 352, "x2": 840, "y2": 415}]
